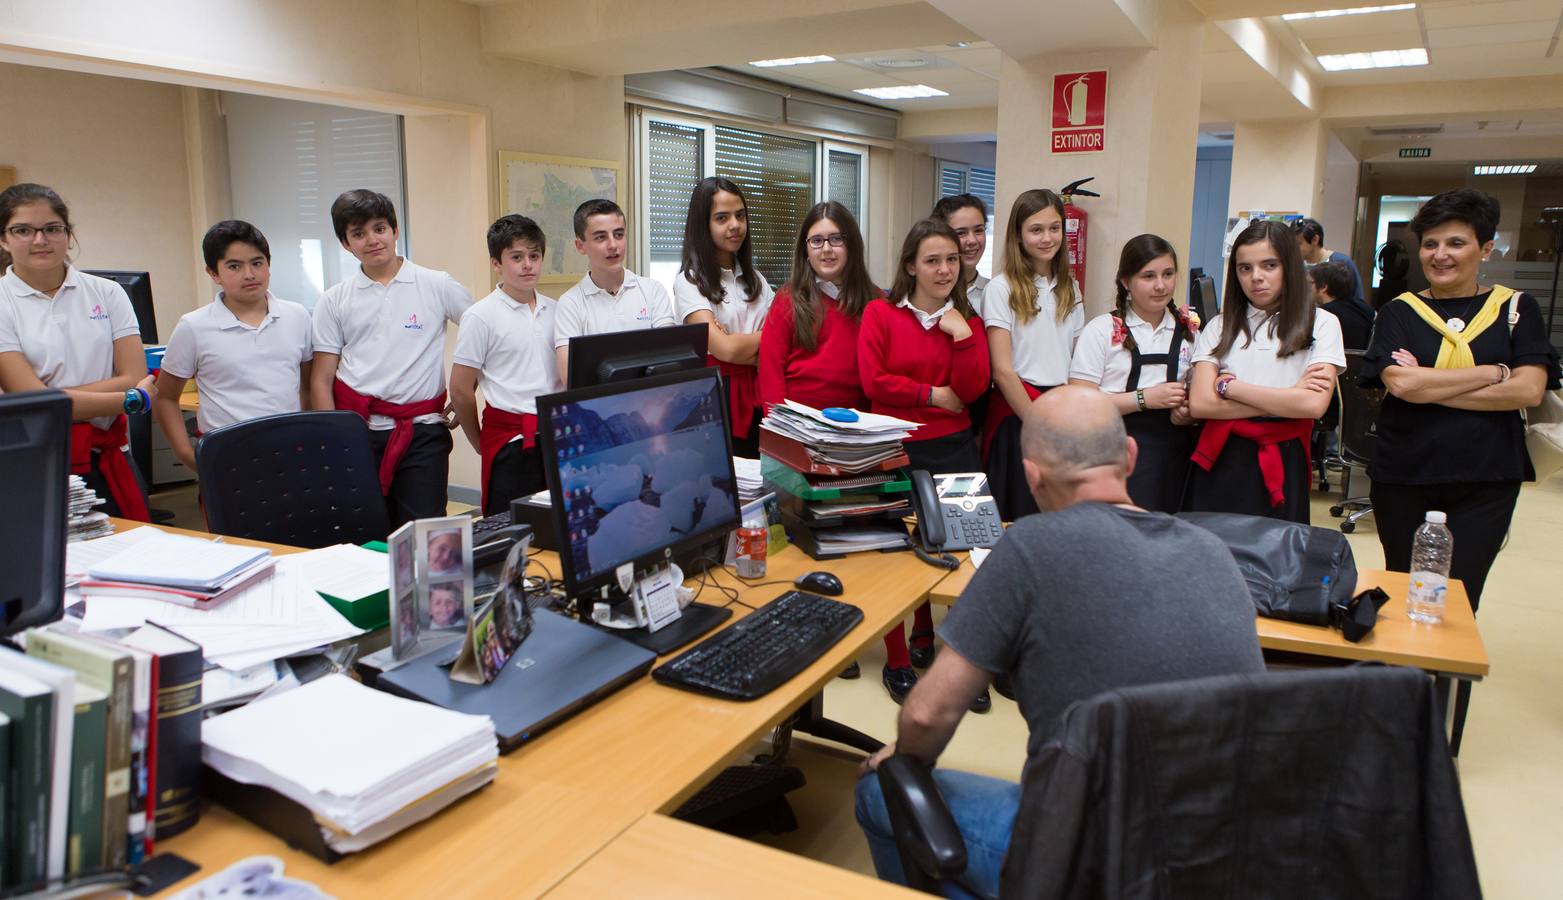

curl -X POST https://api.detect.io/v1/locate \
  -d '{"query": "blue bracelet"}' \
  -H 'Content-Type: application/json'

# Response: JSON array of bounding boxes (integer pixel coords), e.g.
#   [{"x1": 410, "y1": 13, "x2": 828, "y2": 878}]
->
[{"x1": 137, "y1": 387, "x2": 151, "y2": 413}]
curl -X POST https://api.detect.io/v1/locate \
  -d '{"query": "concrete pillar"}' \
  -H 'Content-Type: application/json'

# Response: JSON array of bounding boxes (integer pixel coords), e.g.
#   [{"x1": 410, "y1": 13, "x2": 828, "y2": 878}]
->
[
  {"x1": 993, "y1": 2, "x2": 1204, "y2": 317},
  {"x1": 1228, "y1": 119, "x2": 1329, "y2": 220}
]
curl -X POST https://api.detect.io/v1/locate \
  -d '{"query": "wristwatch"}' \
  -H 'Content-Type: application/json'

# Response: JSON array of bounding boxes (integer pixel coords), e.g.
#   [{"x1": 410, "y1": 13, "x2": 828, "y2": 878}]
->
[{"x1": 1216, "y1": 376, "x2": 1233, "y2": 400}]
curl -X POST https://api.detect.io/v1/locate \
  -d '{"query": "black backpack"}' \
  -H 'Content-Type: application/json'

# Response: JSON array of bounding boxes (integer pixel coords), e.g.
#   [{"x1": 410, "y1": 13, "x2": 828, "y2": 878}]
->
[{"x1": 1177, "y1": 512, "x2": 1360, "y2": 629}]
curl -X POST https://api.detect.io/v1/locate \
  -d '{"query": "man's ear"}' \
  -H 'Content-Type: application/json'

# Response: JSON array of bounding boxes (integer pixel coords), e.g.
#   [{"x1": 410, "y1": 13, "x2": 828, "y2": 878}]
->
[{"x1": 1124, "y1": 435, "x2": 1139, "y2": 478}]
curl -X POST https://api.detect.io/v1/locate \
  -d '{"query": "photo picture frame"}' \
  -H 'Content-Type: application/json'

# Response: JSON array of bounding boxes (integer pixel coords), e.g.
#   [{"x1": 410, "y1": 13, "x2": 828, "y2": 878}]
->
[
  {"x1": 387, "y1": 522, "x2": 421, "y2": 660},
  {"x1": 415, "y1": 516, "x2": 474, "y2": 632}
]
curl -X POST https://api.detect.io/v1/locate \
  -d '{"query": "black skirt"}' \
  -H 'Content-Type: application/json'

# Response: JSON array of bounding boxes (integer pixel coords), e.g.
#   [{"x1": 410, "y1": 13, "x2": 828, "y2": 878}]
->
[
  {"x1": 1124, "y1": 409, "x2": 1194, "y2": 514},
  {"x1": 1183, "y1": 434, "x2": 1311, "y2": 524},
  {"x1": 905, "y1": 429, "x2": 982, "y2": 476},
  {"x1": 984, "y1": 414, "x2": 1039, "y2": 522}
]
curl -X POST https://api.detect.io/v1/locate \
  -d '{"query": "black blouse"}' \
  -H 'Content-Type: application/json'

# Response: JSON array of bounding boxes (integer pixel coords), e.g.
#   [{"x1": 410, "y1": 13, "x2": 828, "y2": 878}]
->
[{"x1": 1361, "y1": 289, "x2": 1561, "y2": 485}]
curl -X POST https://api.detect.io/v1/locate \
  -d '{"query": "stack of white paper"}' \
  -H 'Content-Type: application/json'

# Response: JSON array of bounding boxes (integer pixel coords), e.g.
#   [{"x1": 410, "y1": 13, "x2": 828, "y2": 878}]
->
[
  {"x1": 202, "y1": 675, "x2": 497, "y2": 852},
  {"x1": 88, "y1": 532, "x2": 271, "y2": 591},
  {"x1": 732, "y1": 456, "x2": 765, "y2": 502},
  {"x1": 761, "y1": 401, "x2": 920, "y2": 446}
]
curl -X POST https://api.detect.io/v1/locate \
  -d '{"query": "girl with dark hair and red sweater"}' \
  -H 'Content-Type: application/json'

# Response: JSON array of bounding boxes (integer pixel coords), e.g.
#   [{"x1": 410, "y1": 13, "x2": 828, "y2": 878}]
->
[
  {"x1": 1186, "y1": 220, "x2": 1344, "y2": 523},
  {"x1": 859, "y1": 218, "x2": 991, "y2": 711}
]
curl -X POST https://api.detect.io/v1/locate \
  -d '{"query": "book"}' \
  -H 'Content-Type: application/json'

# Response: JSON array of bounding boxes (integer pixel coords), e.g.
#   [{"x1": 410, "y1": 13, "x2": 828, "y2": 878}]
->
[
  {"x1": 0, "y1": 650, "x2": 76, "y2": 882},
  {"x1": 0, "y1": 711, "x2": 8, "y2": 887},
  {"x1": 109, "y1": 642, "x2": 153, "y2": 863},
  {"x1": 118, "y1": 625, "x2": 203, "y2": 841},
  {"x1": 66, "y1": 685, "x2": 107, "y2": 876},
  {"x1": 0, "y1": 668, "x2": 51, "y2": 890},
  {"x1": 26, "y1": 630, "x2": 133, "y2": 869}
]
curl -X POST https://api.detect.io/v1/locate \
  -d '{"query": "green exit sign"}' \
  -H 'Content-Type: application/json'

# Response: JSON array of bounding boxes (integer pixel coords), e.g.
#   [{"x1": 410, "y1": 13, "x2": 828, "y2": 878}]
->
[{"x1": 1400, "y1": 147, "x2": 1432, "y2": 158}]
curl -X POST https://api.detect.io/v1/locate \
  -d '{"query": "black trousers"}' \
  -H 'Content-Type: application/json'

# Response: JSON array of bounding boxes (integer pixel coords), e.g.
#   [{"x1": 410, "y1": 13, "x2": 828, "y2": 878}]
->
[
  {"x1": 369, "y1": 423, "x2": 453, "y2": 529},
  {"x1": 484, "y1": 440, "x2": 546, "y2": 517},
  {"x1": 1183, "y1": 436, "x2": 1311, "y2": 525},
  {"x1": 984, "y1": 415, "x2": 1039, "y2": 522},
  {"x1": 1370, "y1": 480, "x2": 1520, "y2": 613},
  {"x1": 730, "y1": 418, "x2": 761, "y2": 460}
]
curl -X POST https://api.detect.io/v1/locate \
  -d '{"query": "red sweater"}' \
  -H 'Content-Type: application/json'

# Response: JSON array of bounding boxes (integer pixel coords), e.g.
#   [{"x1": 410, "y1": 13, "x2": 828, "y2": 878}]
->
[
  {"x1": 758, "y1": 287, "x2": 867, "y2": 411},
  {"x1": 857, "y1": 300, "x2": 990, "y2": 441}
]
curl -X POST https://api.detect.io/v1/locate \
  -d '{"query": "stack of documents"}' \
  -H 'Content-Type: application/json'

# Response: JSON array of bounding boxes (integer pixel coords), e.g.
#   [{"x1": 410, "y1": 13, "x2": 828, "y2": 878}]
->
[
  {"x1": 67, "y1": 475, "x2": 113, "y2": 542},
  {"x1": 202, "y1": 675, "x2": 497, "y2": 853},
  {"x1": 760, "y1": 402, "x2": 919, "y2": 474},
  {"x1": 83, "y1": 531, "x2": 273, "y2": 607},
  {"x1": 732, "y1": 456, "x2": 765, "y2": 502}
]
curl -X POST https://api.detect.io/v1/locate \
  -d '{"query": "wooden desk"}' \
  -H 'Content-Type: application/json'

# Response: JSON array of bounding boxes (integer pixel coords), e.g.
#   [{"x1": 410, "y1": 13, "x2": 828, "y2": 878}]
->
[
  {"x1": 927, "y1": 558, "x2": 1488, "y2": 680},
  {"x1": 549, "y1": 813, "x2": 918, "y2": 899},
  {"x1": 109, "y1": 520, "x2": 947, "y2": 897},
  {"x1": 179, "y1": 388, "x2": 199, "y2": 413}
]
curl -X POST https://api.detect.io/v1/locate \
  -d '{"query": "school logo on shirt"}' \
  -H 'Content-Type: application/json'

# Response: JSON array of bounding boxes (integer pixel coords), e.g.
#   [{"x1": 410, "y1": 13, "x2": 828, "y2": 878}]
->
[
  {"x1": 636, "y1": 306, "x2": 650, "y2": 321},
  {"x1": 87, "y1": 303, "x2": 110, "y2": 321},
  {"x1": 403, "y1": 313, "x2": 424, "y2": 331}
]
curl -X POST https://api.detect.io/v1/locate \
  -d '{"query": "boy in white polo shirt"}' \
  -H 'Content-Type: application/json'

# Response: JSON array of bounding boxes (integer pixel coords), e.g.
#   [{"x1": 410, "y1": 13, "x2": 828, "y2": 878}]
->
[
  {"x1": 310, "y1": 189, "x2": 473, "y2": 528},
  {"x1": 153, "y1": 220, "x2": 312, "y2": 471},
  {"x1": 450, "y1": 215, "x2": 562, "y2": 515},
  {"x1": 553, "y1": 198, "x2": 676, "y2": 377}
]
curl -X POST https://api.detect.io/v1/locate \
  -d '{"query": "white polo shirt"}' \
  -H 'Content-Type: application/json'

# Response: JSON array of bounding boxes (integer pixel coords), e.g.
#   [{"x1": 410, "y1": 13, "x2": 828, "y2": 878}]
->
[
  {"x1": 452, "y1": 288, "x2": 561, "y2": 424},
  {"x1": 1069, "y1": 309, "x2": 1194, "y2": 393},
  {"x1": 1191, "y1": 306, "x2": 1345, "y2": 388},
  {"x1": 553, "y1": 269, "x2": 676, "y2": 347},
  {"x1": 0, "y1": 266, "x2": 141, "y2": 429},
  {"x1": 311, "y1": 259, "x2": 473, "y2": 430},
  {"x1": 672, "y1": 266, "x2": 775, "y2": 335},
  {"x1": 160, "y1": 293, "x2": 313, "y2": 433},
  {"x1": 981, "y1": 272, "x2": 1085, "y2": 388},
  {"x1": 966, "y1": 273, "x2": 990, "y2": 319}
]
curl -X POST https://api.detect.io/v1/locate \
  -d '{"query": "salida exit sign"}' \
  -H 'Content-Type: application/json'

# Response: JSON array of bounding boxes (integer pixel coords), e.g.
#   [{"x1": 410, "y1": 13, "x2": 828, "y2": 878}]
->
[
  {"x1": 1051, "y1": 70, "x2": 1107, "y2": 153},
  {"x1": 1400, "y1": 147, "x2": 1432, "y2": 158}
]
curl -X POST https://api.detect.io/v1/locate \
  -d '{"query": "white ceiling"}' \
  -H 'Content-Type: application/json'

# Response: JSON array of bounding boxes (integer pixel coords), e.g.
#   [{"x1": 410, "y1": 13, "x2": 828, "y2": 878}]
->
[{"x1": 726, "y1": 42, "x2": 1001, "y2": 111}]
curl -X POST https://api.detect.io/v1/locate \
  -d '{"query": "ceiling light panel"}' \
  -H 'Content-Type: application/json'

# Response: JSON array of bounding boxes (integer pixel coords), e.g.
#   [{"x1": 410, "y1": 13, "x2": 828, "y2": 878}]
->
[
  {"x1": 750, "y1": 55, "x2": 835, "y2": 67},
  {"x1": 852, "y1": 84, "x2": 949, "y2": 100},
  {"x1": 1474, "y1": 164, "x2": 1537, "y2": 175},
  {"x1": 1283, "y1": 4, "x2": 1415, "y2": 21},
  {"x1": 1316, "y1": 47, "x2": 1428, "y2": 70}
]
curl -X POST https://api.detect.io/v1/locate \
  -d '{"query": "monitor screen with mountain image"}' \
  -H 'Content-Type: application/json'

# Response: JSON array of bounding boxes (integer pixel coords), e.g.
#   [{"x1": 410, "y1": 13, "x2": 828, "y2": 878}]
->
[{"x1": 537, "y1": 367, "x2": 740, "y2": 607}]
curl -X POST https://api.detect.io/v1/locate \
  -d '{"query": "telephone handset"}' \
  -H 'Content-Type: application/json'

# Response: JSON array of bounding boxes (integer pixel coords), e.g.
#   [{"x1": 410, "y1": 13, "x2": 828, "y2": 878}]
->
[{"x1": 907, "y1": 470, "x2": 1005, "y2": 557}]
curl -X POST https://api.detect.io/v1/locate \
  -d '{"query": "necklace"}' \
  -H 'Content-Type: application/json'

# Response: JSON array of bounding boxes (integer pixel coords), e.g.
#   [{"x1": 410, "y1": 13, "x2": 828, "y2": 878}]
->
[{"x1": 1423, "y1": 289, "x2": 1483, "y2": 334}]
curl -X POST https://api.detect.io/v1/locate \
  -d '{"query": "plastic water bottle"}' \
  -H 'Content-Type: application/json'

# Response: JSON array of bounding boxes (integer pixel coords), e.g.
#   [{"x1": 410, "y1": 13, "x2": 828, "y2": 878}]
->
[{"x1": 1407, "y1": 511, "x2": 1453, "y2": 624}]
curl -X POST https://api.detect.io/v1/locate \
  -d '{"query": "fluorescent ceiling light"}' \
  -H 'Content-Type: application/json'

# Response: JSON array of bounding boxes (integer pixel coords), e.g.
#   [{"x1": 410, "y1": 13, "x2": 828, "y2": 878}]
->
[
  {"x1": 1316, "y1": 47, "x2": 1428, "y2": 70},
  {"x1": 853, "y1": 84, "x2": 949, "y2": 100},
  {"x1": 1283, "y1": 4, "x2": 1415, "y2": 21},
  {"x1": 750, "y1": 55, "x2": 834, "y2": 67},
  {"x1": 1474, "y1": 164, "x2": 1537, "y2": 175}
]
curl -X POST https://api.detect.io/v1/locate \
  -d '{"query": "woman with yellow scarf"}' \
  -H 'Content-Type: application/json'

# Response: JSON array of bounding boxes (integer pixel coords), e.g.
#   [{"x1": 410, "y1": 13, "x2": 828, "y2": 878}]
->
[{"x1": 1362, "y1": 188, "x2": 1559, "y2": 615}]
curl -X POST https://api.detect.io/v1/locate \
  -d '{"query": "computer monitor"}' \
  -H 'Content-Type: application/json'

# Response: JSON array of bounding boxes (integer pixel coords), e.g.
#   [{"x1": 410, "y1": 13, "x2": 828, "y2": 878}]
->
[
  {"x1": 537, "y1": 367, "x2": 739, "y2": 650},
  {"x1": 85, "y1": 270, "x2": 158, "y2": 344},
  {"x1": 566, "y1": 323, "x2": 708, "y2": 389},
  {"x1": 1, "y1": 390, "x2": 70, "y2": 637}
]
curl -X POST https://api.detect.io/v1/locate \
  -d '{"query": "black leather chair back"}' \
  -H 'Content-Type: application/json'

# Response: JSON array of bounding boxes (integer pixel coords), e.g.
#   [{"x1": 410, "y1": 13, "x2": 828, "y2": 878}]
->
[
  {"x1": 196, "y1": 411, "x2": 389, "y2": 548},
  {"x1": 1337, "y1": 349, "x2": 1383, "y2": 465}
]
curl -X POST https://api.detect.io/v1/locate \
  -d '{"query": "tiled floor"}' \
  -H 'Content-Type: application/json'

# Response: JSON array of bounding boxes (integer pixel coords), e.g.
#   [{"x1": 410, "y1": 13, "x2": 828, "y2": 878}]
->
[{"x1": 745, "y1": 479, "x2": 1563, "y2": 897}]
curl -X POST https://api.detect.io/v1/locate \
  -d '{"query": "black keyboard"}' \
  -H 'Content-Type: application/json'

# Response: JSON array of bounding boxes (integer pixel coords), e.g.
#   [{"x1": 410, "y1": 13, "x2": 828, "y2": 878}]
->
[
  {"x1": 652, "y1": 590, "x2": 864, "y2": 700},
  {"x1": 469, "y1": 511, "x2": 532, "y2": 570},
  {"x1": 472, "y1": 510, "x2": 513, "y2": 541}
]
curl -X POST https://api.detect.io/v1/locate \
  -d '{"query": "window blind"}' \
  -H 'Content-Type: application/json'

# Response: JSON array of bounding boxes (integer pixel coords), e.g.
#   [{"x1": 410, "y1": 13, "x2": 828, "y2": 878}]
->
[
  {"x1": 647, "y1": 120, "x2": 705, "y2": 264},
  {"x1": 827, "y1": 150, "x2": 863, "y2": 223},
  {"x1": 715, "y1": 126, "x2": 816, "y2": 286},
  {"x1": 939, "y1": 163, "x2": 966, "y2": 198},
  {"x1": 968, "y1": 166, "x2": 997, "y2": 217}
]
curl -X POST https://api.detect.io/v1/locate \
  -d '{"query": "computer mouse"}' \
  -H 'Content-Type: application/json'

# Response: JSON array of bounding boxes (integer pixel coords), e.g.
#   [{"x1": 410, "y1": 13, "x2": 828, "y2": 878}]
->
[{"x1": 795, "y1": 570, "x2": 844, "y2": 596}]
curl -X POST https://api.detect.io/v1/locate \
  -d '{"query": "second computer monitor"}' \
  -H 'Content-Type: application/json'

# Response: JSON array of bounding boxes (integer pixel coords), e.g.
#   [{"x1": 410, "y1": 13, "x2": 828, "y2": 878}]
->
[
  {"x1": 566, "y1": 323, "x2": 708, "y2": 389},
  {"x1": 537, "y1": 367, "x2": 740, "y2": 607}
]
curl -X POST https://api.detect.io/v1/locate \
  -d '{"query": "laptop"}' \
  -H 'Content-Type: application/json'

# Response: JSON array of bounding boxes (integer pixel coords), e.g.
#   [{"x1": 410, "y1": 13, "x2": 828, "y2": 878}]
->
[{"x1": 376, "y1": 609, "x2": 655, "y2": 753}]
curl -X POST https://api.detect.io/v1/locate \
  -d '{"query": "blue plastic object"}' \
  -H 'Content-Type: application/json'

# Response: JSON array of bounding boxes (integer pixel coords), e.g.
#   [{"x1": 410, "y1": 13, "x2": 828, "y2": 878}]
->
[{"x1": 822, "y1": 407, "x2": 859, "y2": 422}]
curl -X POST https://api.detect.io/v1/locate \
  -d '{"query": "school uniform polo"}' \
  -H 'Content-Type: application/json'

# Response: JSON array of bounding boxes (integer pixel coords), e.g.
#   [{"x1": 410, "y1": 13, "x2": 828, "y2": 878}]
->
[
  {"x1": 311, "y1": 259, "x2": 472, "y2": 430},
  {"x1": 981, "y1": 272, "x2": 1085, "y2": 388},
  {"x1": 553, "y1": 269, "x2": 676, "y2": 346},
  {"x1": 966, "y1": 273, "x2": 990, "y2": 319},
  {"x1": 1069, "y1": 309, "x2": 1192, "y2": 392},
  {"x1": 0, "y1": 265, "x2": 141, "y2": 429},
  {"x1": 160, "y1": 293, "x2": 312, "y2": 433},
  {"x1": 452, "y1": 288, "x2": 561, "y2": 423},
  {"x1": 672, "y1": 266, "x2": 774, "y2": 333},
  {"x1": 1190, "y1": 306, "x2": 1345, "y2": 385}
]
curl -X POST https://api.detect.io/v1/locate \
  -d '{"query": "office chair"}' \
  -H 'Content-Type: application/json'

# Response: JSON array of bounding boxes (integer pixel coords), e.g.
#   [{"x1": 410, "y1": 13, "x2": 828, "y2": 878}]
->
[
  {"x1": 1329, "y1": 350, "x2": 1382, "y2": 533},
  {"x1": 196, "y1": 411, "x2": 390, "y2": 548},
  {"x1": 877, "y1": 666, "x2": 1479, "y2": 900}
]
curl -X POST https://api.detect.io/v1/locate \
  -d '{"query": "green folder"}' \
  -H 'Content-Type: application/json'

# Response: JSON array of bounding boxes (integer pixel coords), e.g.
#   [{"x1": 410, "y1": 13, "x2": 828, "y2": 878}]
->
[{"x1": 312, "y1": 542, "x2": 390, "y2": 631}]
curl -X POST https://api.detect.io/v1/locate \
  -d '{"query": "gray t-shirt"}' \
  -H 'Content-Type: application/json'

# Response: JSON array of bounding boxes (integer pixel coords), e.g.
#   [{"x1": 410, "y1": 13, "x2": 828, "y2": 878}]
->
[{"x1": 938, "y1": 502, "x2": 1263, "y2": 780}]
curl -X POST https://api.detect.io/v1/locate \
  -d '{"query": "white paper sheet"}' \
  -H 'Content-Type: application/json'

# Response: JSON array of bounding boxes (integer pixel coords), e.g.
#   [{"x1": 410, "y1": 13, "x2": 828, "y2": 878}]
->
[
  {"x1": 65, "y1": 527, "x2": 162, "y2": 577},
  {"x1": 291, "y1": 544, "x2": 390, "y2": 600},
  {"x1": 76, "y1": 565, "x2": 299, "y2": 632}
]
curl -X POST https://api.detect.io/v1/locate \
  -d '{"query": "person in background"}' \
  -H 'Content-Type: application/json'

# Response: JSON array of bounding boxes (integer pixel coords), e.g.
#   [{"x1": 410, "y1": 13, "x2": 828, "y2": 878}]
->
[
  {"x1": 981, "y1": 189, "x2": 1085, "y2": 522},
  {"x1": 1361, "y1": 188, "x2": 1560, "y2": 612},
  {"x1": 1186, "y1": 220, "x2": 1344, "y2": 524},
  {"x1": 931, "y1": 193, "x2": 989, "y2": 317},
  {"x1": 757, "y1": 201, "x2": 881, "y2": 681},
  {"x1": 153, "y1": 220, "x2": 312, "y2": 474},
  {"x1": 853, "y1": 386, "x2": 1265, "y2": 898},
  {"x1": 1294, "y1": 217, "x2": 1366, "y2": 306},
  {"x1": 673, "y1": 177, "x2": 774, "y2": 457},
  {"x1": 553, "y1": 199, "x2": 677, "y2": 375},
  {"x1": 1307, "y1": 260, "x2": 1375, "y2": 351},
  {"x1": 0, "y1": 182, "x2": 155, "y2": 520},
  {"x1": 1068, "y1": 234, "x2": 1198, "y2": 512},
  {"x1": 450, "y1": 215, "x2": 562, "y2": 515},
  {"x1": 859, "y1": 218, "x2": 991, "y2": 712}
]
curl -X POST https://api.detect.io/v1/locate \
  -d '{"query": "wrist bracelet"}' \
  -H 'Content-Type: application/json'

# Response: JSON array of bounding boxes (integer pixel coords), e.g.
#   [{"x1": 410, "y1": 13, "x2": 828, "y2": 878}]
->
[
  {"x1": 1497, "y1": 363, "x2": 1511, "y2": 384},
  {"x1": 926, "y1": 386, "x2": 934, "y2": 407},
  {"x1": 1135, "y1": 389, "x2": 1147, "y2": 412},
  {"x1": 136, "y1": 387, "x2": 151, "y2": 412}
]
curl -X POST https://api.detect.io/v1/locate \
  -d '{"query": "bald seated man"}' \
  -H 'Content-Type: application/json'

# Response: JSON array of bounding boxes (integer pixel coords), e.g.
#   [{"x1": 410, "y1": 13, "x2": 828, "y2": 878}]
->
[{"x1": 854, "y1": 385, "x2": 1264, "y2": 897}]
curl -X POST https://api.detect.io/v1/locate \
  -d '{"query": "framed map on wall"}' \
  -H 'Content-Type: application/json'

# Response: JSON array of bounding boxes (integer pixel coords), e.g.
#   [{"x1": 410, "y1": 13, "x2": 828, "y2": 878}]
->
[{"x1": 498, "y1": 151, "x2": 622, "y2": 288}]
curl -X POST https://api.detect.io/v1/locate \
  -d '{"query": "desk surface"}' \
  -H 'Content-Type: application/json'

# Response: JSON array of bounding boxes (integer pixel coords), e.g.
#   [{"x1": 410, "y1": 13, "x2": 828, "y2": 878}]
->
[
  {"x1": 110, "y1": 519, "x2": 949, "y2": 897},
  {"x1": 548, "y1": 813, "x2": 918, "y2": 899},
  {"x1": 927, "y1": 555, "x2": 1488, "y2": 678},
  {"x1": 178, "y1": 388, "x2": 199, "y2": 412}
]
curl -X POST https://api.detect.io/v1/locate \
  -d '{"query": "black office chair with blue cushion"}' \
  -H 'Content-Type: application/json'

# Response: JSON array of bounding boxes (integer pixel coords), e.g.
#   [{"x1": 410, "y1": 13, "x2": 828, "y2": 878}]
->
[
  {"x1": 196, "y1": 411, "x2": 390, "y2": 548},
  {"x1": 1329, "y1": 350, "x2": 1383, "y2": 533}
]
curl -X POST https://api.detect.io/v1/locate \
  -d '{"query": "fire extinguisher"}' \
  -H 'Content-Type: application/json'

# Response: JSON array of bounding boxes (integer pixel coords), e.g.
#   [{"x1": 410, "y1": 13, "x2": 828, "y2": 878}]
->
[{"x1": 1060, "y1": 177, "x2": 1100, "y2": 289}]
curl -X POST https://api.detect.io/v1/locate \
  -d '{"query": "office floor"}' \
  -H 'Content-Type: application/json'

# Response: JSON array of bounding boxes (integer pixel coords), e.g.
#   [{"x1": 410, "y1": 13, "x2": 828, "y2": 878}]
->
[{"x1": 151, "y1": 479, "x2": 1562, "y2": 894}]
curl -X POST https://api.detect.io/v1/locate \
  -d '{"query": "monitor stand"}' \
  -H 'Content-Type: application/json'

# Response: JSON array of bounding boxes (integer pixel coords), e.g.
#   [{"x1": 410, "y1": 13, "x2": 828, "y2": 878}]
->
[{"x1": 582, "y1": 565, "x2": 732, "y2": 655}]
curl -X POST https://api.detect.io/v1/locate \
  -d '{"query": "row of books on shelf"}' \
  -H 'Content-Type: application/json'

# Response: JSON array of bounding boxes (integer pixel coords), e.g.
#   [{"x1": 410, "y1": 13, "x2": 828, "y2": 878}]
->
[{"x1": 0, "y1": 623, "x2": 202, "y2": 892}]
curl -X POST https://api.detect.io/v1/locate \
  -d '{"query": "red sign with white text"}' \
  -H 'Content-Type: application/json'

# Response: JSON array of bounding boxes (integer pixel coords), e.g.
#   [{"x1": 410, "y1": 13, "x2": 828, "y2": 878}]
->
[{"x1": 1051, "y1": 70, "x2": 1107, "y2": 154}]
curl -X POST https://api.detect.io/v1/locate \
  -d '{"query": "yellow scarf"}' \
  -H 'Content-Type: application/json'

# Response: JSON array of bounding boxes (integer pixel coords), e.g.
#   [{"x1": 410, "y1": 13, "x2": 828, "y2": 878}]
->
[{"x1": 1396, "y1": 285, "x2": 1514, "y2": 369}]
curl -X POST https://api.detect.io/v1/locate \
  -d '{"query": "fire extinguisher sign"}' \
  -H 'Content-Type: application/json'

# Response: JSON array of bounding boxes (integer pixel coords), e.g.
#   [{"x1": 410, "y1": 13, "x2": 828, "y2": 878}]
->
[{"x1": 1051, "y1": 70, "x2": 1107, "y2": 154}]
